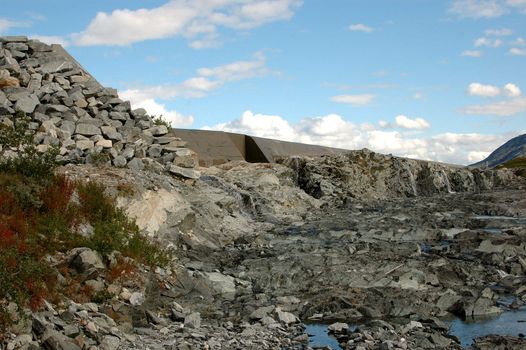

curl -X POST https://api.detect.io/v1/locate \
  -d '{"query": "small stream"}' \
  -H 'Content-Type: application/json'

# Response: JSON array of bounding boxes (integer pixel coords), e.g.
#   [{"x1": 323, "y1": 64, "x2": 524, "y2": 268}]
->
[
  {"x1": 306, "y1": 307, "x2": 526, "y2": 349},
  {"x1": 448, "y1": 306, "x2": 526, "y2": 347},
  {"x1": 305, "y1": 324, "x2": 343, "y2": 350}
]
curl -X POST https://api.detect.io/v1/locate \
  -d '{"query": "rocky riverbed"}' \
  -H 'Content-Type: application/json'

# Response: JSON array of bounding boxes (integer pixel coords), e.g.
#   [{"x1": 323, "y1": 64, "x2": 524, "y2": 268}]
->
[
  {"x1": 2, "y1": 153, "x2": 526, "y2": 350},
  {"x1": 164, "y1": 188, "x2": 526, "y2": 349}
]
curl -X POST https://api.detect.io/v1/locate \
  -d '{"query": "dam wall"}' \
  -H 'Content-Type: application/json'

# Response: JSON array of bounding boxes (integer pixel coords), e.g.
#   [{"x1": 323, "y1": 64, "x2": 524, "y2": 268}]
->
[{"x1": 173, "y1": 129, "x2": 348, "y2": 166}]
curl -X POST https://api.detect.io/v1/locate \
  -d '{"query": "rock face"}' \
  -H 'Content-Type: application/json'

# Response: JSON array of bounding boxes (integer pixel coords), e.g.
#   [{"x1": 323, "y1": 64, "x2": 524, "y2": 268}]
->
[
  {"x1": 282, "y1": 150, "x2": 518, "y2": 203},
  {"x1": 471, "y1": 133, "x2": 526, "y2": 168},
  {"x1": 0, "y1": 36, "x2": 198, "y2": 178}
]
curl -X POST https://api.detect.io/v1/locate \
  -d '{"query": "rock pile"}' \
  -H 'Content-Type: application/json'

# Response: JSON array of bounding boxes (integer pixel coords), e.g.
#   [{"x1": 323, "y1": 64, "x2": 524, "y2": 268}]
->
[{"x1": 0, "y1": 36, "x2": 199, "y2": 179}]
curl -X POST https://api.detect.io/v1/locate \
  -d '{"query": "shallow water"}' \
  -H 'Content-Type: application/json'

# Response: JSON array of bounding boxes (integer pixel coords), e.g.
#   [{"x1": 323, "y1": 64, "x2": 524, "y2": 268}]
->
[
  {"x1": 306, "y1": 307, "x2": 526, "y2": 349},
  {"x1": 448, "y1": 307, "x2": 526, "y2": 347},
  {"x1": 305, "y1": 324, "x2": 343, "y2": 350},
  {"x1": 472, "y1": 215, "x2": 526, "y2": 224}
]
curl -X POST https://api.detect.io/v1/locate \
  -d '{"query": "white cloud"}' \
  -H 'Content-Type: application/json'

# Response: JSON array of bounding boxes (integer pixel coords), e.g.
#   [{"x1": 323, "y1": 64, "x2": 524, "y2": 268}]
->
[
  {"x1": 467, "y1": 82, "x2": 522, "y2": 98},
  {"x1": 449, "y1": 0, "x2": 507, "y2": 18},
  {"x1": 189, "y1": 37, "x2": 222, "y2": 49},
  {"x1": 0, "y1": 18, "x2": 26, "y2": 33},
  {"x1": 511, "y1": 37, "x2": 525, "y2": 46},
  {"x1": 462, "y1": 50, "x2": 483, "y2": 57},
  {"x1": 468, "y1": 151, "x2": 491, "y2": 162},
  {"x1": 503, "y1": 83, "x2": 522, "y2": 97},
  {"x1": 330, "y1": 94, "x2": 375, "y2": 106},
  {"x1": 468, "y1": 83, "x2": 501, "y2": 97},
  {"x1": 463, "y1": 97, "x2": 526, "y2": 116},
  {"x1": 119, "y1": 91, "x2": 194, "y2": 127},
  {"x1": 122, "y1": 52, "x2": 268, "y2": 101},
  {"x1": 506, "y1": 0, "x2": 526, "y2": 12},
  {"x1": 465, "y1": 83, "x2": 524, "y2": 114},
  {"x1": 378, "y1": 120, "x2": 390, "y2": 128},
  {"x1": 206, "y1": 110, "x2": 297, "y2": 140},
  {"x1": 484, "y1": 28, "x2": 513, "y2": 36},
  {"x1": 197, "y1": 52, "x2": 268, "y2": 82},
  {"x1": 510, "y1": 47, "x2": 526, "y2": 55},
  {"x1": 394, "y1": 115, "x2": 431, "y2": 129},
  {"x1": 349, "y1": 23, "x2": 374, "y2": 33},
  {"x1": 71, "y1": 0, "x2": 302, "y2": 47},
  {"x1": 450, "y1": 0, "x2": 526, "y2": 18},
  {"x1": 413, "y1": 92, "x2": 425, "y2": 100},
  {"x1": 204, "y1": 110, "x2": 519, "y2": 164},
  {"x1": 29, "y1": 35, "x2": 70, "y2": 47},
  {"x1": 474, "y1": 37, "x2": 502, "y2": 47}
]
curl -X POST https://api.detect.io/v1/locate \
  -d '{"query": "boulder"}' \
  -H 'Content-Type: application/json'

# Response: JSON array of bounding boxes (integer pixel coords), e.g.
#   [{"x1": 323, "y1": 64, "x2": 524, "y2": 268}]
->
[
  {"x1": 75, "y1": 123, "x2": 101, "y2": 136},
  {"x1": 69, "y1": 247, "x2": 105, "y2": 273},
  {"x1": 250, "y1": 306, "x2": 275, "y2": 320},
  {"x1": 129, "y1": 292, "x2": 145, "y2": 306},
  {"x1": 99, "y1": 335, "x2": 121, "y2": 350},
  {"x1": 41, "y1": 330, "x2": 81, "y2": 350},
  {"x1": 275, "y1": 308, "x2": 298, "y2": 325},
  {"x1": 328, "y1": 322, "x2": 349, "y2": 334},
  {"x1": 184, "y1": 312, "x2": 201, "y2": 329},
  {"x1": 204, "y1": 272, "x2": 236, "y2": 299},
  {"x1": 14, "y1": 94, "x2": 39, "y2": 113},
  {"x1": 168, "y1": 164, "x2": 201, "y2": 179}
]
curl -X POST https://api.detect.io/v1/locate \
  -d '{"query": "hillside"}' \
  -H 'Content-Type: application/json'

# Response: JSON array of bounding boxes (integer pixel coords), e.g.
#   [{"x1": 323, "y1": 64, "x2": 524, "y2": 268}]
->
[
  {"x1": 471, "y1": 133, "x2": 526, "y2": 169},
  {"x1": 1, "y1": 36, "x2": 526, "y2": 350}
]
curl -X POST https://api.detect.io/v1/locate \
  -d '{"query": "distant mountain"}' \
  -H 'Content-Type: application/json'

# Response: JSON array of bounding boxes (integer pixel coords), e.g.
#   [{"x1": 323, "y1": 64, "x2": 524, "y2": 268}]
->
[{"x1": 471, "y1": 134, "x2": 526, "y2": 168}]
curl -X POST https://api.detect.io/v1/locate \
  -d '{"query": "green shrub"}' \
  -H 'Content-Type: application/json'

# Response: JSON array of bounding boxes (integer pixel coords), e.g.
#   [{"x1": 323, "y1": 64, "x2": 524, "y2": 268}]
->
[
  {"x1": 76, "y1": 181, "x2": 168, "y2": 265},
  {"x1": 91, "y1": 290, "x2": 113, "y2": 304},
  {"x1": 152, "y1": 115, "x2": 171, "y2": 130},
  {"x1": 0, "y1": 111, "x2": 59, "y2": 183}
]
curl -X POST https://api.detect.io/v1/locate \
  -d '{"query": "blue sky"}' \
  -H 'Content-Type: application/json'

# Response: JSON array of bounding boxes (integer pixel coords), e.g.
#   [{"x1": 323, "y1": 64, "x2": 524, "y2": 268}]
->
[{"x1": 1, "y1": 0, "x2": 525, "y2": 164}]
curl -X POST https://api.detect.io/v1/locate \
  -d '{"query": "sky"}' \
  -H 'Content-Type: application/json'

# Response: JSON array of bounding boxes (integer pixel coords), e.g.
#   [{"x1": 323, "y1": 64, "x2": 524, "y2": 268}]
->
[{"x1": 1, "y1": 0, "x2": 526, "y2": 165}]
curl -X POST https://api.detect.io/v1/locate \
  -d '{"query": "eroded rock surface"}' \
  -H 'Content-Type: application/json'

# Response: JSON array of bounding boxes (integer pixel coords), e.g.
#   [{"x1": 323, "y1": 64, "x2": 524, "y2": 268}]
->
[{"x1": 45, "y1": 155, "x2": 526, "y2": 349}]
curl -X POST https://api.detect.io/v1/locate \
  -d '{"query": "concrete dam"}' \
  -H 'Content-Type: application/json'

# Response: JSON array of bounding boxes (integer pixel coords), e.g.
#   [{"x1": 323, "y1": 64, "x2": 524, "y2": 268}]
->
[{"x1": 173, "y1": 129, "x2": 348, "y2": 166}]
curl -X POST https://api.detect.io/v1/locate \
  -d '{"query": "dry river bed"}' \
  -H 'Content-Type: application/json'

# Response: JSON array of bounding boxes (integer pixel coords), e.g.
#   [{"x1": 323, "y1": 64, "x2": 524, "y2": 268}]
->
[{"x1": 124, "y1": 189, "x2": 526, "y2": 350}]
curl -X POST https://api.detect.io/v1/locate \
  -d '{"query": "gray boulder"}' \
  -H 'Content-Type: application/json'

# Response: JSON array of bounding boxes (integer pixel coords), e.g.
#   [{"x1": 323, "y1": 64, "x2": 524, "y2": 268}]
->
[
  {"x1": 75, "y1": 123, "x2": 101, "y2": 136},
  {"x1": 41, "y1": 330, "x2": 81, "y2": 350},
  {"x1": 168, "y1": 164, "x2": 201, "y2": 179},
  {"x1": 69, "y1": 247, "x2": 105, "y2": 273},
  {"x1": 184, "y1": 312, "x2": 201, "y2": 329},
  {"x1": 14, "y1": 94, "x2": 39, "y2": 114}
]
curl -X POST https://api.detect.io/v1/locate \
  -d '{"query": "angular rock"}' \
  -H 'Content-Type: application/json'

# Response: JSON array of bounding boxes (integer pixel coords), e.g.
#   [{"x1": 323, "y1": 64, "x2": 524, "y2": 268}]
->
[
  {"x1": 184, "y1": 312, "x2": 201, "y2": 329},
  {"x1": 168, "y1": 164, "x2": 201, "y2": 179},
  {"x1": 127, "y1": 158, "x2": 144, "y2": 172},
  {"x1": 250, "y1": 306, "x2": 275, "y2": 320},
  {"x1": 275, "y1": 309, "x2": 298, "y2": 325},
  {"x1": 129, "y1": 292, "x2": 144, "y2": 306},
  {"x1": 96, "y1": 139, "x2": 113, "y2": 148},
  {"x1": 328, "y1": 322, "x2": 349, "y2": 334},
  {"x1": 70, "y1": 247, "x2": 105, "y2": 273},
  {"x1": 76, "y1": 140, "x2": 94, "y2": 151},
  {"x1": 151, "y1": 125, "x2": 169, "y2": 136},
  {"x1": 75, "y1": 123, "x2": 101, "y2": 136},
  {"x1": 14, "y1": 94, "x2": 39, "y2": 114},
  {"x1": 113, "y1": 156, "x2": 127, "y2": 167},
  {"x1": 41, "y1": 330, "x2": 81, "y2": 350},
  {"x1": 205, "y1": 272, "x2": 236, "y2": 299},
  {"x1": 99, "y1": 335, "x2": 121, "y2": 350}
]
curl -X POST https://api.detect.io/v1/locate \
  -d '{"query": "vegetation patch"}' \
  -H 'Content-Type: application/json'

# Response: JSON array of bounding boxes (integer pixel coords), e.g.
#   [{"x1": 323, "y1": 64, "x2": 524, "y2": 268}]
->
[
  {"x1": 152, "y1": 115, "x2": 172, "y2": 130},
  {"x1": 0, "y1": 114, "x2": 169, "y2": 333},
  {"x1": 497, "y1": 157, "x2": 526, "y2": 177}
]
